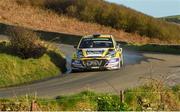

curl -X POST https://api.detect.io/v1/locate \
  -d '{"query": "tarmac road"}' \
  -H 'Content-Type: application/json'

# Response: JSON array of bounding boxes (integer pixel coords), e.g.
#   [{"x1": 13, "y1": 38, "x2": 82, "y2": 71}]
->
[{"x1": 0, "y1": 44, "x2": 180, "y2": 98}]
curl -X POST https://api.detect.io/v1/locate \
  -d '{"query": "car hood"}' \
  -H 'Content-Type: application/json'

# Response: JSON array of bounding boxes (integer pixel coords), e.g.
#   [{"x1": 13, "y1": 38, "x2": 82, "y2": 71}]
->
[{"x1": 81, "y1": 48, "x2": 109, "y2": 57}]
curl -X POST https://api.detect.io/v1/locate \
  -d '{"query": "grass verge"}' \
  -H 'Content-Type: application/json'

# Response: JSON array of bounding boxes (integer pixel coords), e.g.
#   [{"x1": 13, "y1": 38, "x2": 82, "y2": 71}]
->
[
  {"x1": 123, "y1": 43, "x2": 180, "y2": 54},
  {"x1": 0, "y1": 81, "x2": 179, "y2": 111},
  {"x1": 0, "y1": 41, "x2": 66, "y2": 87}
]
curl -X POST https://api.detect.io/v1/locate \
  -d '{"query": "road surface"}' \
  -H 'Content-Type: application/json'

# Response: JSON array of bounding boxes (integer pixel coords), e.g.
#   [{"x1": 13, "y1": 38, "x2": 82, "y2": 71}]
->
[{"x1": 0, "y1": 44, "x2": 179, "y2": 98}]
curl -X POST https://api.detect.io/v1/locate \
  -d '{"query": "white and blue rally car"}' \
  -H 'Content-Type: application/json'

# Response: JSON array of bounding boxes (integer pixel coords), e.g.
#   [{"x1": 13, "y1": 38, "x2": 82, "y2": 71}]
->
[{"x1": 71, "y1": 34, "x2": 123, "y2": 71}]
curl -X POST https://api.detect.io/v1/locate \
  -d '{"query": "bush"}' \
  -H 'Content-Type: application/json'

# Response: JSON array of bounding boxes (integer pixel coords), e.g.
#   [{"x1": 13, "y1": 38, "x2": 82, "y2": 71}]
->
[
  {"x1": 124, "y1": 80, "x2": 180, "y2": 111},
  {"x1": 25, "y1": 0, "x2": 180, "y2": 42},
  {"x1": 15, "y1": 0, "x2": 45, "y2": 7},
  {"x1": 97, "y1": 94, "x2": 129, "y2": 111},
  {"x1": 7, "y1": 27, "x2": 46, "y2": 59}
]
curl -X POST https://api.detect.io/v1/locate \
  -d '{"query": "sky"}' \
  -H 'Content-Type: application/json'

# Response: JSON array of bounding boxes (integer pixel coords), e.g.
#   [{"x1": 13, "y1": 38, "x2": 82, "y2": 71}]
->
[{"x1": 106, "y1": 0, "x2": 180, "y2": 17}]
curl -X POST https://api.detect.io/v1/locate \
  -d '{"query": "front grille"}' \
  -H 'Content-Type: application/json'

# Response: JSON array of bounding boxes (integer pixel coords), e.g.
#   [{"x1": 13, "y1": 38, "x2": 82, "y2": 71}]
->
[
  {"x1": 86, "y1": 50, "x2": 104, "y2": 55},
  {"x1": 83, "y1": 59, "x2": 107, "y2": 67}
]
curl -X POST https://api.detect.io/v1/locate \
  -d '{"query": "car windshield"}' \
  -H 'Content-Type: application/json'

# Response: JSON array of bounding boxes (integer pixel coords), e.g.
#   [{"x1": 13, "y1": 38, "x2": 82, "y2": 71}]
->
[{"x1": 79, "y1": 37, "x2": 114, "y2": 48}]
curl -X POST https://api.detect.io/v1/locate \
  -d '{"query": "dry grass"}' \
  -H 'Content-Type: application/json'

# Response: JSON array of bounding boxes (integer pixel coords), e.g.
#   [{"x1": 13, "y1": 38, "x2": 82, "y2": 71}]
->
[{"x1": 0, "y1": 0, "x2": 167, "y2": 44}]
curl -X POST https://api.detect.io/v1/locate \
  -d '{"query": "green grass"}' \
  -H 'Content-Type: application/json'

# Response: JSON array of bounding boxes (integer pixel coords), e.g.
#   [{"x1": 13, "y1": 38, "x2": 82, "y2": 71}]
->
[
  {"x1": 55, "y1": 91, "x2": 98, "y2": 111},
  {"x1": 0, "y1": 83, "x2": 179, "y2": 111},
  {"x1": 0, "y1": 53, "x2": 57, "y2": 87},
  {"x1": 40, "y1": 83, "x2": 180, "y2": 111},
  {"x1": 124, "y1": 43, "x2": 180, "y2": 54},
  {"x1": 0, "y1": 42, "x2": 66, "y2": 87},
  {"x1": 160, "y1": 15, "x2": 180, "y2": 24}
]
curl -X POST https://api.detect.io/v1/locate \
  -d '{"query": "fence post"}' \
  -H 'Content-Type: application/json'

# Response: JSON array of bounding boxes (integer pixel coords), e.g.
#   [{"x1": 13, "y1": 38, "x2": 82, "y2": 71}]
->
[
  {"x1": 120, "y1": 90, "x2": 124, "y2": 103},
  {"x1": 31, "y1": 100, "x2": 37, "y2": 111}
]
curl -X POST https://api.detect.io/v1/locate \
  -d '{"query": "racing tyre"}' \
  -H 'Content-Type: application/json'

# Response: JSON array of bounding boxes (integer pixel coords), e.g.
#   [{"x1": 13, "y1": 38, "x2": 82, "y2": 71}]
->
[
  {"x1": 71, "y1": 69, "x2": 79, "y2": 73},
  {"x1": 120, "y1": 55, "x2": 123, "y2": 68},
  {"x1": 120, "y1": 60, "x2": 123, "y2": 67},
  {"x1": 118, "y1": 57, "x2": 123, "y2": 69}
]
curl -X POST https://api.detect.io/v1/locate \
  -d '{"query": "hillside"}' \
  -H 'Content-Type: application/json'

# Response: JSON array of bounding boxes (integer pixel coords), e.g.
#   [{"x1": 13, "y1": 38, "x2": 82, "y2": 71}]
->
[
  {"x1": 14, "y1": 0, "x2": 180, "y2": 43},
  {"x1": 0, "y1": 0, "x2": 152, "y2": 44},
  {"x1": 160, "y1": 15, "x2": 180, "y2": 24},
  {"x1": 0, "y1": 0, "x2": 179, "y2": 44}
]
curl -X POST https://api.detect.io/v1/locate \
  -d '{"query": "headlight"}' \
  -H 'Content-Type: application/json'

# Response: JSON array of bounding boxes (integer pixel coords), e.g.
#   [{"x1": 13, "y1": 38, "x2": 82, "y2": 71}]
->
[
  {"x1": 72, "y1": 60, "x2": 81, "y2": 65},
  {"x1": 77, "y1": 50, "x2": 83, "y2": 58},
  {"x1": 108, "y1": 58, "x2": 119, "y2": 63},
  {"x1": 106, "y1": 49, "x2": 116, "y2": 58}
]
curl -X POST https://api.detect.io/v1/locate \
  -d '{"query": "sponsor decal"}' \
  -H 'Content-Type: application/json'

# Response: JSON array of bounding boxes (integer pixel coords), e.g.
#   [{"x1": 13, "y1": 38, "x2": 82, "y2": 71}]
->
[
  {"x1": 86, "y1": 50, "x2": 104, "y2": 55},
  {"x1": 86, "y1": 60, "x2": 102, "y2": 66}
]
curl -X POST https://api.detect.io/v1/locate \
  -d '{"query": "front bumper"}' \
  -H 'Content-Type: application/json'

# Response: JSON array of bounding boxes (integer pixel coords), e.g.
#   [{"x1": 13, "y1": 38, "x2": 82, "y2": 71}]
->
[{"x1": 71, "y1": 58, "x2": 120, "y2": 70}]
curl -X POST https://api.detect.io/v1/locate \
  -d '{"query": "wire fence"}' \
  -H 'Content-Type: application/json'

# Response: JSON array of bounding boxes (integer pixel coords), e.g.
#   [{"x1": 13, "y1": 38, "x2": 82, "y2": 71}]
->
[{"x1": 0, "y1": 90, "x2": 179, "y2": 111}]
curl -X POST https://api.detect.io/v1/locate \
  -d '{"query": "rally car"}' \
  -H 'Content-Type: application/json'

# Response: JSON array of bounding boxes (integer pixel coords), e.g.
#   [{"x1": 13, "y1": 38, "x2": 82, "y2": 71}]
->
[{"x1": 71, "y1": 34, "x2": 123, "y2": 71}]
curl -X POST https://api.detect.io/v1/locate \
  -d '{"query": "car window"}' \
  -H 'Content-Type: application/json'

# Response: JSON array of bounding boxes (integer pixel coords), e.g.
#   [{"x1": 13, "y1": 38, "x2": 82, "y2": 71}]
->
[{"x1": 79, "y1": 38, "x2": 114, "y2": 48}]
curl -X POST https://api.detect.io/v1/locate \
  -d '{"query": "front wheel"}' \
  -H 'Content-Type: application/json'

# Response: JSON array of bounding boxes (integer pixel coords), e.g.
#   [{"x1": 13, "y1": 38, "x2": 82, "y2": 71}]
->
[
  {"x1": 117, "y1": 58, "x2": 122, "y2": 69},
  {"x1": 120, "y1": 60, "x2": 123, "y2": 67},
  {"x1": 118, "y1": 56, "x2": 123, "y2": 69}
]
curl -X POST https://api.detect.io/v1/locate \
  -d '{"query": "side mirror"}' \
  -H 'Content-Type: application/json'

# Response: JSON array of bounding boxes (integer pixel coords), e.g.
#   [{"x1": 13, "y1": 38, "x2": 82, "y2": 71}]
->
[
  {"x1": 119, "y1": 48, "x2": 122, "y2": 53},
  {"x1": 116, "y1": 43, "x2": 122, "y2": 52},
  {"x1": 74, "y1": 45, "x2": 77, "y2": 48},
  {"x1": 116, "y1": 43, "x2": 120, "y2": 49}
]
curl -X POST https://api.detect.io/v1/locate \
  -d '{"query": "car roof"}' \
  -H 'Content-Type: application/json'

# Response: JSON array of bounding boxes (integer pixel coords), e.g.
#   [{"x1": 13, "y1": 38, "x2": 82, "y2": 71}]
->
[{"x1": 83, "y1": 34, "x2": 113, "y2": 38}]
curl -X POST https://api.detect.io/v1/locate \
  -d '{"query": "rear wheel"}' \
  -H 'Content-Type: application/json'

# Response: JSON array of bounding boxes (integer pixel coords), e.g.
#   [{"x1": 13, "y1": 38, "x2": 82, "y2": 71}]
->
[
  {"x1": 71, "y1": 69, "x2": 77, "y2": 73},
  {"x1": 71, "y1": 68, "x2": 83, "y2": 73}
]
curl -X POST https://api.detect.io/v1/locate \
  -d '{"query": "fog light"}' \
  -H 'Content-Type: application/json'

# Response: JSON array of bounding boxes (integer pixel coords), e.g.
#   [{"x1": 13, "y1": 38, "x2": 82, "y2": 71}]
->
[
  {"x1": 72, "y1": 60, "x2": 81, "y2": 64},
  {"x1": 108, "y1": 58, "x2": 119, "y2": 63}
]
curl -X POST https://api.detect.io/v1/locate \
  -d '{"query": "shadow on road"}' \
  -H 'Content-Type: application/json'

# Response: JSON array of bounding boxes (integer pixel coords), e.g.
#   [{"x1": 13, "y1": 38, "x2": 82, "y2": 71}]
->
[
  {"x1": 169, "y1": 65, "x2": 180, "y2": 68},
  {"x1": 141, "y1": 56, "x2": 165, "y2": 62}
]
